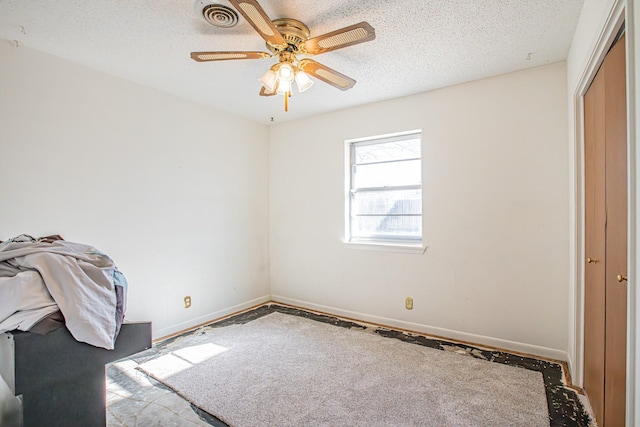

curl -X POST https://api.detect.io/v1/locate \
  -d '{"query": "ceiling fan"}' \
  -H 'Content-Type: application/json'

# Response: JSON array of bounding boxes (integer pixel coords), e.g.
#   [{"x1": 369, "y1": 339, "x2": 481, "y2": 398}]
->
[{"x1": 191, "y1": 0, "x2": 376, "y2": 111}]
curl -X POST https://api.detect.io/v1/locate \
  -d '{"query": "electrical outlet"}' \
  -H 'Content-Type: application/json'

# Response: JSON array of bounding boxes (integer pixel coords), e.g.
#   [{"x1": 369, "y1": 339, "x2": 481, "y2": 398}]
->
[
  {"x1": 405, "y1": 297, "x2": 413, "y2": 310},
  {"x1": 184, "y1": 296, "x2": 192, "y2": 309}
]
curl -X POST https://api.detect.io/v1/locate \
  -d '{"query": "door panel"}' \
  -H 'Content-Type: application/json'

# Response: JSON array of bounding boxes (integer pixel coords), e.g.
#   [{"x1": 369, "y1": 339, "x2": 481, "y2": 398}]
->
[
  {"x1": 603, "y1": 33, "x2": 627, "y2": 427},
  {"x1": 583, "y1": 32, "x2": 627, "y2": 427},
  {"x1": 583, "y1": 63, "x2": 607, "y2": 426}
]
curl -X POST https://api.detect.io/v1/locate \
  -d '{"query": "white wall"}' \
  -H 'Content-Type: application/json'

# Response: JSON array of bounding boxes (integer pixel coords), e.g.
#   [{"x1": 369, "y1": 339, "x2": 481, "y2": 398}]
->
[
  {"x1": 0, "y1": 43, "x2": 271, "y2": 339},
  {"x1": 270, "y1": 63, "x2": 570, "y2": 359}
]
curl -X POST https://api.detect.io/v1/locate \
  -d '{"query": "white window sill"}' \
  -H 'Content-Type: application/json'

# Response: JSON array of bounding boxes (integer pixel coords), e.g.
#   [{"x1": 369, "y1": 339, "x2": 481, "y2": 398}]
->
[{"x1": 343, "y1": 241, "x2": 427, "y2": 254}]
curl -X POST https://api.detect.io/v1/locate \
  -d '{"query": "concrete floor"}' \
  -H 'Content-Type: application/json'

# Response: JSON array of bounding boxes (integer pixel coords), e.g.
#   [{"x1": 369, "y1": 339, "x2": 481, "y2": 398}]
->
[{"x1": 106, "y1": 356, "x2": 216, "y2": 427}]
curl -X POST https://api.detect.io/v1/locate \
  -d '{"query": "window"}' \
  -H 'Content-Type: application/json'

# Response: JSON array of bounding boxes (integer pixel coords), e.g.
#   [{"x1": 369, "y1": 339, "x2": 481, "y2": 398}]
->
[{"x1": 345, "y1": 130, "x2": 423, "y2": 247}]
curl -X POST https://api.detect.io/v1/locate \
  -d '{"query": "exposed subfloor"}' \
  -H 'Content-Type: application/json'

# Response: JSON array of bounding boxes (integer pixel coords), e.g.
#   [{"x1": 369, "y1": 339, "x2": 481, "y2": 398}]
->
[
  {"x1": 107, "y1": 358, "x2": 213, "y2": 427},
  {"x1": 106, "y1": 304, "x2": 593, "y2": 427}
]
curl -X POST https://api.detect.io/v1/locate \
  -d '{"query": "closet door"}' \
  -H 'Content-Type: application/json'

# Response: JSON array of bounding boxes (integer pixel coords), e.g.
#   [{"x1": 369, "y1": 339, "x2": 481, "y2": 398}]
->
[
  {"x1": 603, "y1": 33, "x2": 626, "y2": 427},
  {"x1": 583, "y1": 33, "x2": 627, "y2": 427},
  {"x1": 583, "y1": 51, "x2": 607, "y2": 426}
]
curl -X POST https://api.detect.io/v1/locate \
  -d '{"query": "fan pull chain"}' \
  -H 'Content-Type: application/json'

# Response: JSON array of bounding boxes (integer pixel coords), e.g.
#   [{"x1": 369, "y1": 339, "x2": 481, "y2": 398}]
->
[{"x1": 284, "y1": 91, "x2": 291, "y2": 112}]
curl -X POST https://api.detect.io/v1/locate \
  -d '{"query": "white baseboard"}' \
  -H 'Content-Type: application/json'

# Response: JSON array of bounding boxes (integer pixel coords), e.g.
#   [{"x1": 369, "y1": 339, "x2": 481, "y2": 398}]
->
[
  {"x1": 153, "y1": 295, "x2": 271, "y2": 340},
  {"x1": 566, "y1": 353, "x2": 580, "y2": 387},
  {"x1": 271, "y1": 295, "x2": 568, "y2": 362}
]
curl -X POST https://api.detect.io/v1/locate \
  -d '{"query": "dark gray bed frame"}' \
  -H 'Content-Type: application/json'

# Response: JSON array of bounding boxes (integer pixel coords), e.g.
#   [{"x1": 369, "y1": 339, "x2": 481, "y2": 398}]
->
[{"x1": 0, "y1": 322, "x2": 152, "y2": 427}]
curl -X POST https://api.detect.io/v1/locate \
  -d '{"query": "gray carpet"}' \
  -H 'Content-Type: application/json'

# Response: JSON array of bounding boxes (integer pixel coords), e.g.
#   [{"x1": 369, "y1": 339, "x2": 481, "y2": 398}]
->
[{"x1": 138, "y1": 312, "x2": 549, "y2": 427}]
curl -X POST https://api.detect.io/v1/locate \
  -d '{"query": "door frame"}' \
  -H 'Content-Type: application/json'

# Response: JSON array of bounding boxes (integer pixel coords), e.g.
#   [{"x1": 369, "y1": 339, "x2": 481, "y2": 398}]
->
[{"x1": 571, "y1": 0, "x2": 637, "y2": 424}]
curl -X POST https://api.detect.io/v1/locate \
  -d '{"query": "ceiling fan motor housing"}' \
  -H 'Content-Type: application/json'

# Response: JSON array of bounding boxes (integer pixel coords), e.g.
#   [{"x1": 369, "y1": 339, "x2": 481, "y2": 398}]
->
[{"x1": 267, "y1": 18, "x2": 310, "y2": 54}]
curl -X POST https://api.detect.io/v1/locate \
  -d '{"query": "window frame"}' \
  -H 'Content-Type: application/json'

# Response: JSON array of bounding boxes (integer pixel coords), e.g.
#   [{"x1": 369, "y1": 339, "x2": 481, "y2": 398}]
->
[{"x1": 344, "y1": 129, "x2": 426, "y2": 253}]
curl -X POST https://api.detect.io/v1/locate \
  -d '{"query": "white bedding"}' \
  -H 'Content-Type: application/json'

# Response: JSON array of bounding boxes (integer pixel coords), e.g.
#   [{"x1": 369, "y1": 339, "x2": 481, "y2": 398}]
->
[{"x1": 0, "y1": 236, "x2": 127, "y2": 350}]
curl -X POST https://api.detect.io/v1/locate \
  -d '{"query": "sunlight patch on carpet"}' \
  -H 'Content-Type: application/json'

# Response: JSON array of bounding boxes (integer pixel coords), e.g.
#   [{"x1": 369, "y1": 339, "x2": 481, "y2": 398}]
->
[{"x1": 140, "y1": 343, "x2": 229, "y2": 378}]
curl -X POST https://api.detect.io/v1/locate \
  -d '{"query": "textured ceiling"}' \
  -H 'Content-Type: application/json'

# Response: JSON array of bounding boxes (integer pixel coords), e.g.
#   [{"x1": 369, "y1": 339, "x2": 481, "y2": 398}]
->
[{"x1": 0, "y1": 0, "x2": 584, "y2": 125}]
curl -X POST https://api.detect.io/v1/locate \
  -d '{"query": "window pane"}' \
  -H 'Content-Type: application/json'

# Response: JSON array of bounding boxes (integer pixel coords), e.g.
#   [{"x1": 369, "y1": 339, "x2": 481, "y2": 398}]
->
[
  {"x1": 355, "y1": 138, "x2": 421, "y2": 164},
  {"x1": 352, "y1": 189, "x2": 421, "y2": 215},
  {"x1": 353, "y1": 159, "x2": 421, "y2": 188},
  {"x1": 352, "y1": 215, "x2": 422, "y2": 240},
  {"x1": 347, "y1": 131, "x2": 423, "y2": 244}
]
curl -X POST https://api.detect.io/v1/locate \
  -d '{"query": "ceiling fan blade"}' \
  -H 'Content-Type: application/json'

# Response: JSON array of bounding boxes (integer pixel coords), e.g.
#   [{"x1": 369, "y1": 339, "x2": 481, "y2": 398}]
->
[
  {"x1": 229, "y1": 0, "x2": 286, "y2": 47},
  {"x1": 299, "y1": 59, "x2": 356, "y2": 91},
  {"x1": 302, "y1": 22, "x2": 375, "y2": 55},
  {"x1": 190, "y1": 51, "x2": 271, "y2": 62},
  {"x1": 259, "y1": 86, "x2": 276, "y2": 96}
]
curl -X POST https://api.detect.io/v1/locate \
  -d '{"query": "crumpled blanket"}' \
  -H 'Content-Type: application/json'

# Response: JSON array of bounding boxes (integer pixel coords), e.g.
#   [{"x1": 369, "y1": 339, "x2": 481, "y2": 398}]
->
[{"x1": 0, "y1": 235, "x2": 127, "y2": 350}]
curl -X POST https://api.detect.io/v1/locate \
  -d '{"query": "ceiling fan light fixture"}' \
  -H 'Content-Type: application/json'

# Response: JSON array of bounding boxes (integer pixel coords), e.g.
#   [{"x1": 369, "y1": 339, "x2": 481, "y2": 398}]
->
[
  {"x1": 258, "y1": 69, "x2": 277, "y2": 92},
  {"x1": 276, "y1": 62, "x2": 295, "y2": 82},
  {"x1": 295, "y1": 70, "x2": 314, "y2": 93},
  {"x1": 276, "y1": 79, "x2": 292, "y2": 96},
  {"x1": 192, "y1": 1, "x2": 376, "y2": 112}
]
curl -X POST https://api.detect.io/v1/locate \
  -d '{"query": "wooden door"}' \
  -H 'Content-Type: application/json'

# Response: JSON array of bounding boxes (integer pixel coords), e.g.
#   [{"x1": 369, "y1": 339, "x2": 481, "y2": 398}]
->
[
  {"x1": 583, "y1": 57, "x2": 606, "y2": 425},
  {"x1": 603, "y1": 33, "x2": 627, "y2": 427},
  {"x1": 583, "y1": 33, "x2": 627, "y2": 427}
]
